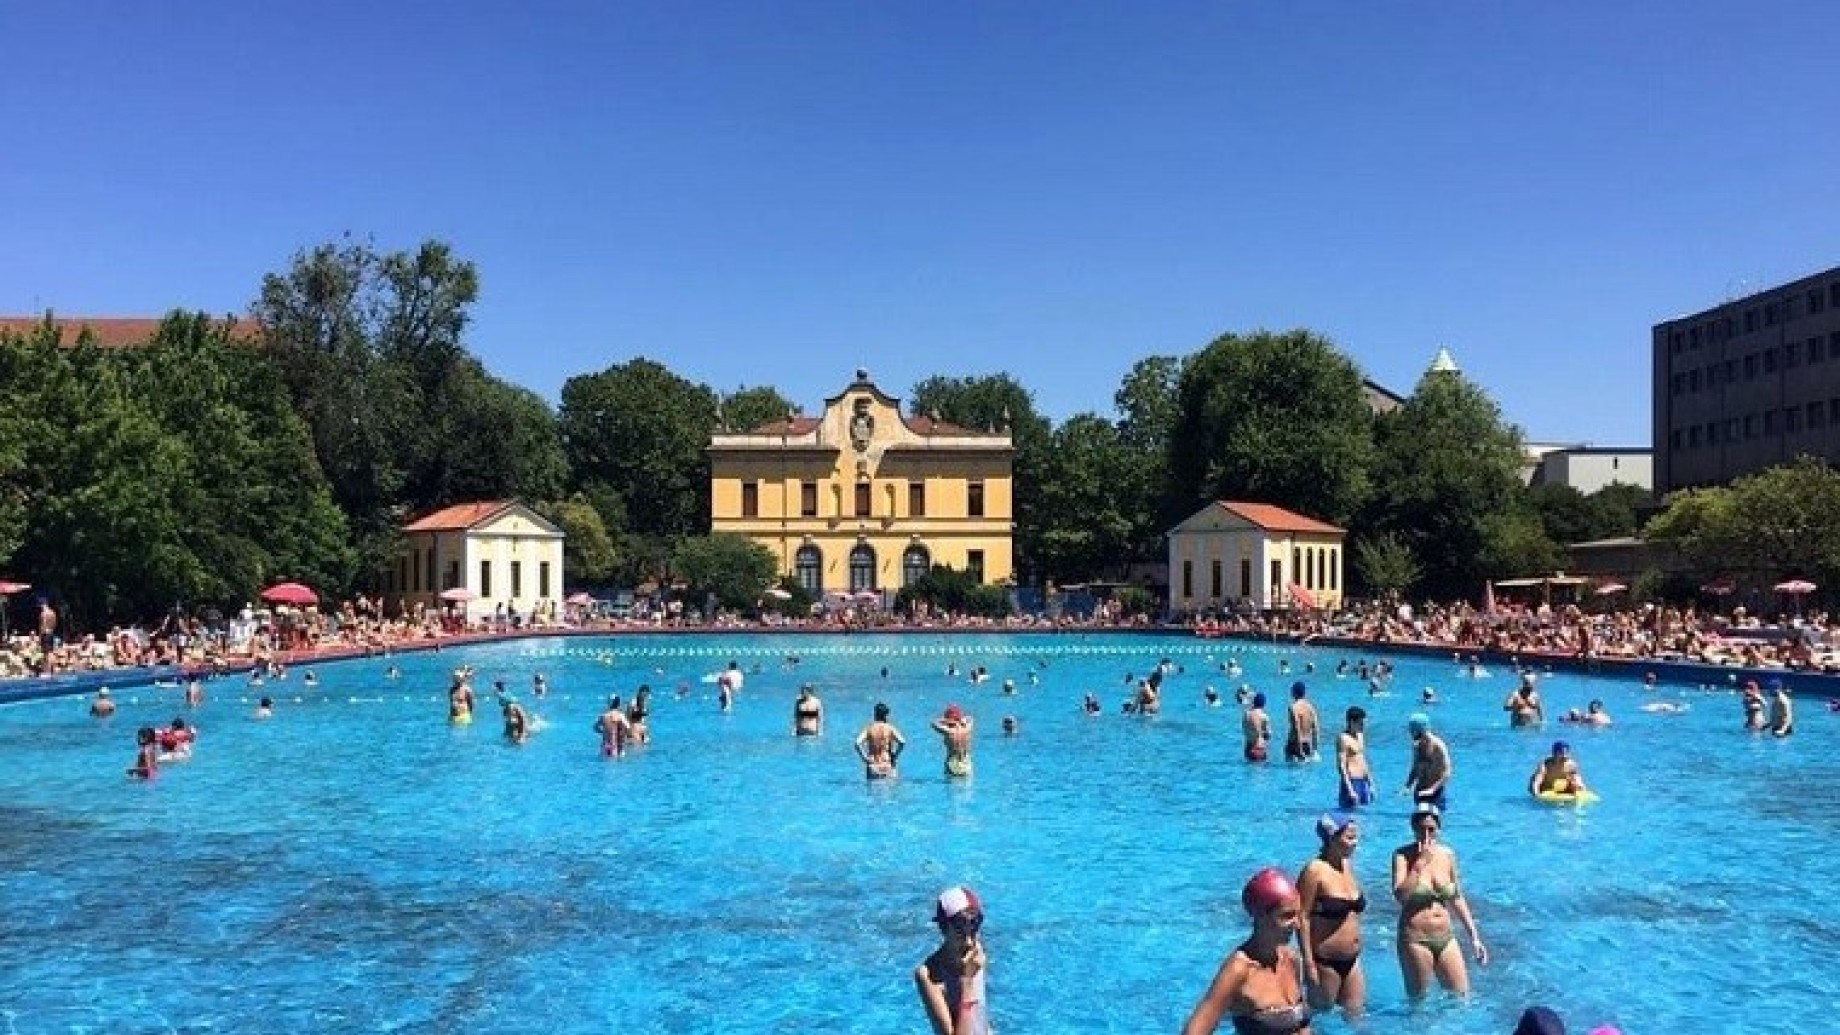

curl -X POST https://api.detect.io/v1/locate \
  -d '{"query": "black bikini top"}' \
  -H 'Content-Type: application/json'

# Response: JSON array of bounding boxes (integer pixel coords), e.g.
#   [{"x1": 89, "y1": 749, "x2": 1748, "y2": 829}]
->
[{"x1": 1311, "y1": 892, "x2": 1367, "y2": 919}]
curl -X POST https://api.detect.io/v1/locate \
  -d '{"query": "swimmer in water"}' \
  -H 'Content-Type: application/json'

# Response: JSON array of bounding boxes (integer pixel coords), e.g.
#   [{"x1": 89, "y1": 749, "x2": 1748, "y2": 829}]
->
[
  {"x1": 1180, "y1": 868, "x2": 1313, "y2": 1034},
  {"x1": 1530, "y1": 740, "x2": 1587, "y2": 797},
  {"x1": 1243, "y1": 693, "x2": 1272, "y2": 763},
  {"x1": 1204, "y1": 686, "x2": 1222, "y2": 708},
  {"x1": 502, "y1": 695, "x2": 530, "y2": 744},
  {"x1": 533, "y1": 672, "x2": 548, "y2": 698},
  {"x1": 792, "y1": 684, "x2": 824, "y2": 737},
  {"x1": 916, "y1": 886, "x2": 992, "y2": 1035},
  {"x1": 1082, "y1": 693, "x2": 1102, "y2": 716},
  {"x1": 595, "y1": 695, "x2": 631, "y2": 758},
  {"x1": 89, "y1": 688, "x2": 116, "y2": 718},
  {"x1": 255, "y1": 696, "x2": 274, "y2": 720},
  {"x1": 1286, "y1": 682, "x2": 1319, "y2": 762},
  {"x1": 932, "y1": 704, "x2": 975, "y2": 778},
  {"x1": 127, "y1": 726, "x2": 159, "y2": 781},
  {"x1": 1421, "y1": 688, "x2": 1438, "y2": 705},
  {"x1": 854, "y1": 703, "x2": 906, "y2": 780},
  {"x1": 302, "y1": 669, "x2": 318, "y2": 687},
  {"x1": 1001, "y1": 715, "x2": 1018, "y2": 737}
]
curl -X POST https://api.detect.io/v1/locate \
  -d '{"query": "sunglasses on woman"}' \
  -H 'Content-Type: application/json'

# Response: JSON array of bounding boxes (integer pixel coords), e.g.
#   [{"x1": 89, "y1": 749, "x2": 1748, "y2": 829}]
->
[{"x1": 946, "y1": 912, "x2": 984, "y2": 936}]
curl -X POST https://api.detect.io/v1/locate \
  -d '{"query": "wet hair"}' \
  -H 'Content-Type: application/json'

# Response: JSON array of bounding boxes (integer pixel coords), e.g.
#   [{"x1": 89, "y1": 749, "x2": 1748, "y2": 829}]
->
[
  {"x1": 1251, "y1": 693, "x2": 1267, "y2": 709},
  {"x1": 1346, "y1": 706, "x2": 1366, "y2": 724},
  {"x1": 136, "y1": 726, "x2": 157, "y2": 746},
  {"x1": 1290, "y1": 681, "x2": 1307, "y2": 699},
  {"x1": 873, "y1": 702, "x2": 890, "y2": 721},
  {"x1": 258, "y1": 697, "x2": 273, "y2": 708}
]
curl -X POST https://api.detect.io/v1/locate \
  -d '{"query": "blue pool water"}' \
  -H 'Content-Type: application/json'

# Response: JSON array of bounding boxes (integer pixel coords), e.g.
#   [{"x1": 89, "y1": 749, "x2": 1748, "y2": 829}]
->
[{"x1": 0, "y1": 632, "x2": 1834, "y2": 1034}]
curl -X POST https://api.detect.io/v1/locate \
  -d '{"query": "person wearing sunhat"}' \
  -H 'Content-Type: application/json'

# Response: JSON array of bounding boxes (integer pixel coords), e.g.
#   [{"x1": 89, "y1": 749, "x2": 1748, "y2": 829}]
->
[
  {"x1": 931, "y1": 703, "x2": 976, "y2": 778},
  {"x1": 916, "y1": 885, "x2": 991, "y2": 1035},
  {"x1": 1296, "y1": 813, "x2": 1367, "y2": 1018},
  {"x1": 1404, "y1": 713, "x2": 1452, "y2": 811},
  {"x1": 1180, "y1": 868, "x2": 1313, "y2": 1034}
]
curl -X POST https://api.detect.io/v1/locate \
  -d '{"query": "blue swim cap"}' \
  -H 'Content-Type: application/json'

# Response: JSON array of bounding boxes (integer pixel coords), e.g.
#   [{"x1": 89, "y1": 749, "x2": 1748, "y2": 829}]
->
[
  {"x1": 1315, "y1": 811, "x2": 1355, "y2": 841},
  {"x1": 1767, "y1": 678, "x2": 1784, "y2": 691},
  {"x1": 1290, "y1": 681, "x2": 1307, "y2": 698},
  {"x1": 1408, "y1": 712, "x2": 1431, "y2": 730},
  {"x1": 1552, "y1": 740, "x2": 1571, "y2": 755},
  {"x1": 1252, "y1": 692, "x2": 1267, "y2": 708}
]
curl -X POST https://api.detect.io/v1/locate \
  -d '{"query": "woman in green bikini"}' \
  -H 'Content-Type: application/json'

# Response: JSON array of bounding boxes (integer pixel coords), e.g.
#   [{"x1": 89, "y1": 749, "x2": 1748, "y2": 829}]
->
[{"x1": 1389, "y1": 804, "x2": 1486, "y2": 999}]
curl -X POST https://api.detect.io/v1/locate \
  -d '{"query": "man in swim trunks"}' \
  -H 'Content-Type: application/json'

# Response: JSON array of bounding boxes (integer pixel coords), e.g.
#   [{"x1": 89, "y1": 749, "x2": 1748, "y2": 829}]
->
[
  {"x1": 1404, "y1": 714, "x2": 1451, "y2": 811},
  {"x1": 89, "y1": 687, "x2": 115, "y2": 718},
  {"x1": 1336, "y1": 707, "x2": 1373, "y2": 808},
  {"x1": 1529, "y1": 740, "x2": 1587, "y2": 796},
  {"x1": 1767, "y1": 679, "x2": 1794, "y2": 737},
  {"x1": 1286, "y1": 682, "x2": 1320, "y2": 762},
  {"x1": 791, "y1": 684, "x2": 824, "y2": 736},
  {"x1": 595, "y1": 695, "x2": 631, "y2": 757},
  {"x1": 854, "y1": 702, "x2": 906, "y2": 780},
  {"x1": 931, "y1": 704, "x2": 975, "y2": 778},
  {"x1": 1503, "y1": 673, "x2": 1544, "y2": 728},
  {"x1": 1243, "y1": 693, "x2": 1272, "y2": 763}
]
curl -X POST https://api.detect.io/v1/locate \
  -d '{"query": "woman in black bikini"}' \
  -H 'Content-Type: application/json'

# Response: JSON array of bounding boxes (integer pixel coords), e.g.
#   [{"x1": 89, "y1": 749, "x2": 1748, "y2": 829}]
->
[
  {"x1": 1181, "y1": 868, "x2": 1313, "y2": 1035},
  {"x1": 1296, "y1": 813, "x2": 1365, "y2": 1018},
  {"x1": 791, "y1": 684, "x2": 823, "y2": 736}
]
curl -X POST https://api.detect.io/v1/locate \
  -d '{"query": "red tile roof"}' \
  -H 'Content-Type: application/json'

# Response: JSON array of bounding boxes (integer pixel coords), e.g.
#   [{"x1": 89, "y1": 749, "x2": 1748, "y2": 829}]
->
[
  {"x1": 0, "y1": 315, "x2": 259, "y2": 349},
  {"x1": 1217, "y1": 501, "x2": 1344, "y2": 535},
  {"x1": 740, "y1": 417, "x2": 822, "y2": 436},
  {"x1": 903, "y1": 415, "x2": 984, "y2": 436},
  {"x1": 403, "y1": 500, "x2": 515, "y2": 532}
]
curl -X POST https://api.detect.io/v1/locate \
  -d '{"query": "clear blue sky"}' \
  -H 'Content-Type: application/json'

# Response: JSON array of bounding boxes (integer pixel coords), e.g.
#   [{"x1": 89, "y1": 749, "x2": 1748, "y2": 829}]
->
[{"x1": 4, "y1": 2, "x2": 1837, "y2": 447}]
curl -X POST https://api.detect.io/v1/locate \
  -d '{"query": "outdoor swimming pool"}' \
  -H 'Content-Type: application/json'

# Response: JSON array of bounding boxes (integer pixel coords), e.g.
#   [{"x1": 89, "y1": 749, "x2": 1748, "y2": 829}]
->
[{"x1": 1, "y1": 632, "x2": 1833, "y2": 1034}]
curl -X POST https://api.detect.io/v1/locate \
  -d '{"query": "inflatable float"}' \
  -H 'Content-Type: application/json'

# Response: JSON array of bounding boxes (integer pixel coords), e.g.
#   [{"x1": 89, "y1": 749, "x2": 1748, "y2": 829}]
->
[{"x1": 1533, "y1": 786, "x2": 1600, "y2": 806}]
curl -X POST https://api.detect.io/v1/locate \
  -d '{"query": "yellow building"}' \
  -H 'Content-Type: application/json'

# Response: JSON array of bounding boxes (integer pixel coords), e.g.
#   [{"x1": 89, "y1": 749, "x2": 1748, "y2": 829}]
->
[
  {"x1": 1167, "y1": 501, "x2": 1346, "y2": 613},
  {"x1": 708, "y1": 370, "x2": 1014, "y2": 595},
  {"x1": 389, "y1": 500, "x2": 566, "y2": 619}
]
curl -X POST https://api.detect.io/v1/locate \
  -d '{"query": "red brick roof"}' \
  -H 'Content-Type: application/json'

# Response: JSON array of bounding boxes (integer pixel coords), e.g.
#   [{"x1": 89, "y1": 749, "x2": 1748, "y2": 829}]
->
[
  {"x1": 403, "y1": 500, "x2": 515, "y2": 532},
  {"x1": 740, "y1": 417, "x2": 823, "y2": 436},
  {"x1": 903, "y1": 415, "x2": 984, "y2": 436},
  {"x1": 0, "y1": 315, "x2": 259, "y2": 349},
  {"x1": 1216, "y1": 501, "x2": 1344, "y2": 535}
]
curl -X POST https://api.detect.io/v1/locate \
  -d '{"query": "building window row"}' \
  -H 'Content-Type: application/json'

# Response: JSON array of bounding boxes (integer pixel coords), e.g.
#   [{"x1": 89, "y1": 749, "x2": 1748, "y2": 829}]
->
[
  {"x1": 1670, "y1": 398, "x2": 1839, "y2": 450},
  {"x1": 1670, "y1": 333, "x2": 1840, "y2": 395},
  {"x1": 733, "y1": 478, "x2": 977, "y2": 519},
  {"x1": 1667, "y1": 282, "x2": 1840, "y2": 355}
]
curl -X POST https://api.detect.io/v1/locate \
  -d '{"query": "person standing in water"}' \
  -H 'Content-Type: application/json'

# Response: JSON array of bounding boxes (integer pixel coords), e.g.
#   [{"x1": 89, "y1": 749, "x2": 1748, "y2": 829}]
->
[
  {"x1": 792, "y1": 684, "x2": 824, "y2": 736},
  {"x1": 595, "y1": 695, "x2": 631, "y2": 758},
  {"x1": 932, "y1": 704, "x2": 976, "y2": 778},
  {"x1": 1297, "y1": 813, "x2": 1367, "y2": 1018},
  {"x1": 1243, "y1": 693, "x2": 1272, "y2": 763},
  {"x1": 1336, "y1": 708, "x2": 1374, "y2": 809},
  {"x1": 1180, "y1": 868, "x2": 1314, "y2": 1034},
  {"x1": 1286, "y1": 682, "x2": 1320, "y2": 762},
  {"x1": 854, "y1": 702, "x2": 906, "y2": 780},
  {"x1": 1767, "y1": 679, "x2": 1795, "y2": 737},
  {"x1": 1404, "y1": 714, "x2": 1452, "y2": 811},
  {"x1": 915, "y1": 885, "x2": 991, "y2": 1035},
  {"x1": 448, "y1": 669, "x2": 475, "y2": 726},
  {"x1": 1503, "y1": 673, "x2": 1544, "y2": 728},
  {"x1": 89, "y1": 687, "x2": 116, "y2": 718}
]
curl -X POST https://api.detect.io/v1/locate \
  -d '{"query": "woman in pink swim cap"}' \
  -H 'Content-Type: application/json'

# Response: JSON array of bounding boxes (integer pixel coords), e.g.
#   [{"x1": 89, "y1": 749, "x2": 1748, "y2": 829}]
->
[{"x1": 1180, "y1": 868, "x2": 1313, "y2": 1034}]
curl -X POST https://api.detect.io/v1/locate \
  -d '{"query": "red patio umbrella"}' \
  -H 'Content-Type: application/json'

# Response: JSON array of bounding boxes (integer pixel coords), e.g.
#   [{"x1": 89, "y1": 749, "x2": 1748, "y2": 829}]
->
[
  {"x1": 1288, "y1": 582, "x2": 1316, "y2": 609},
  {"x1": 0, "y1": 580, "x2": 30, "y2": 596},
  {"x1": 438, "y1": 587, "x2": 479, "y2": 603},
  {"x1": 259, "y1": 582, "x2": 319, "y2": 606}
]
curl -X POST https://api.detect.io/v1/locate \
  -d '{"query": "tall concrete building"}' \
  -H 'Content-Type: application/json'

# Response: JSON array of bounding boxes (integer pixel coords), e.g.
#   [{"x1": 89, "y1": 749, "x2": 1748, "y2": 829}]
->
[{"x1": 1653, "y1": 265, "x2": 1840, "y2": 495}]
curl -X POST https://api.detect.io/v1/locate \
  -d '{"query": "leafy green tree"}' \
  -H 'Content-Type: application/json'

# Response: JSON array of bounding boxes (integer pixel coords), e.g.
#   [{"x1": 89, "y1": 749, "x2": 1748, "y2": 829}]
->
[
  {"x1": 540, "y1": 494, "x2": 619, "y2": 586},
  {"x1": 1353, "y1": 532, "x2": 1421, "y2": 599},
  {"x1": 1481, "y1": 507, "x2": 1565, "y2": 580},
  {"x1": 895, "y1": 564, "x2": 1013, "y2": 618},
  {"x1": 1527, "y1": 481, "x2": 1648, "y2": 545},
  {"x1": 1647, "y1": 456, "x2": 1840, "y2": 588},
  {"x1": 1166, "y1": 330, "x2": 1375, "y2": 527},
  {"x1": 720, "y1": 385, "x2": 799, "y2": 432},
  {"x1": 560, "y1": 358, "x2": 719, "y2": 541},
  {"x1": 1113, "y1": 355, "x2": 1184, "y2": 559},
  {"x1": 909, "y1": 373, "x2": 1052, "y2": 582},
  {"x1": 1034, "y1": 413, "x2": 1139, "y2": 581},
  {"x1": 1365, "y1": 366, "x2": 1527, "y2": 598},
  {"x1": 671, "y1": 533, "x2": 777, "y2": 611},
  {"x1": 423, "y1": 363, "x2": 568, "y2": 506}
]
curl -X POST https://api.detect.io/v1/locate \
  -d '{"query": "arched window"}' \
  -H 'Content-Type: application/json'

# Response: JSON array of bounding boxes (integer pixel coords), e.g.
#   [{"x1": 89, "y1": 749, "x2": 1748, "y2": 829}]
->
[
  {"x1": 795, "y1": 545, "x2": 823, "y2": 594},
  {"x1": 902, "y1": 544, "x2": 931, "y2": 586},
  {"x1": 849, "y1": 544, "x2": 878, "y2": 592}
]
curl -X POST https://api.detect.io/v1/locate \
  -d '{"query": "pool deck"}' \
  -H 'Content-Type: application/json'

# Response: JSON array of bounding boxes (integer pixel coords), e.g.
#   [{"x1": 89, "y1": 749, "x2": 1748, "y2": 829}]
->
[{"x1": 5, "y1": 623, "x2": 1837, "y2": 706}]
